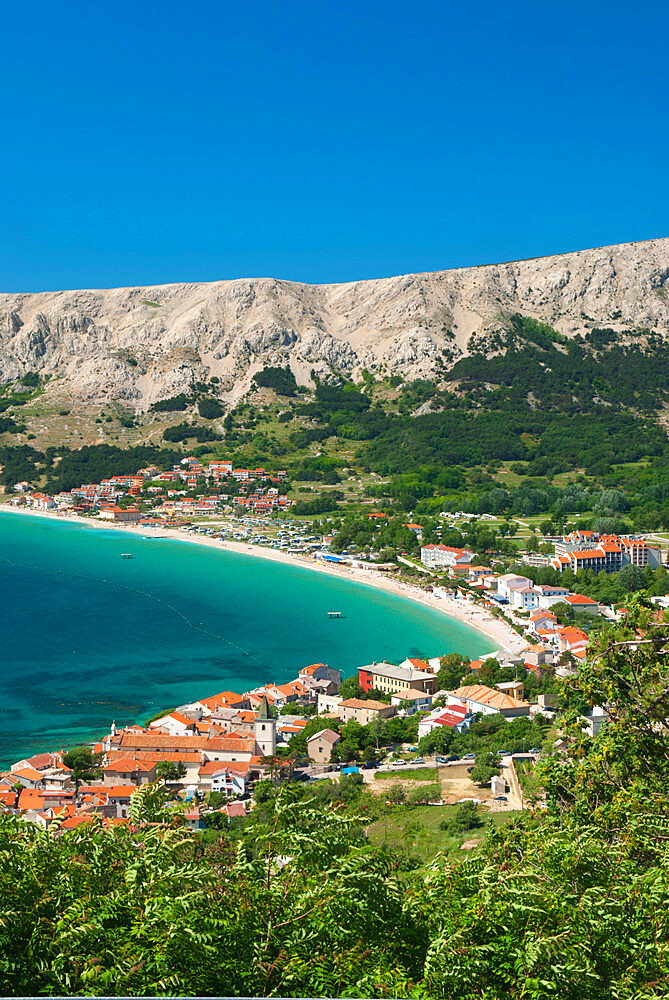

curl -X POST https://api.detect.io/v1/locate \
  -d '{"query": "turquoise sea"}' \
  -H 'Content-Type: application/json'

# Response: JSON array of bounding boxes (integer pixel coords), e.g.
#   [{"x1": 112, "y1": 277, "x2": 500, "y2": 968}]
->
[{"x1": 0, "y1": 512, "x2": 495, "y2": 765}]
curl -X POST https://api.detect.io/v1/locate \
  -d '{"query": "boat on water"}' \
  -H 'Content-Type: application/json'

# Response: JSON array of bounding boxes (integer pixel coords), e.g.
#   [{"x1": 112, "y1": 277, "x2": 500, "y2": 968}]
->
[
  {"x1": 121, "y1": 553, "x2": 133, "y2": 559},
  {"x1": 327, "y1": 611, "x2": 343, "y2": 618}
]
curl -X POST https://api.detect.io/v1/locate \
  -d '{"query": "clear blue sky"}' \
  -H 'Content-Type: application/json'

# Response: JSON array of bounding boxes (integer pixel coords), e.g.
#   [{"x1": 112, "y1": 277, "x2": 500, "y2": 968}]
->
[{"x1": 1, "y1": 0, "x2": 666, "y2": 291}]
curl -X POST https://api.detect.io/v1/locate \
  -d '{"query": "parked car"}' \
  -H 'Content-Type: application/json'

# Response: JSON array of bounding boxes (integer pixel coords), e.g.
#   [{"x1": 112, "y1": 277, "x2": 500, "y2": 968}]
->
[
  {"x1": 392, "y1": 759, "x2": 407, "y2": 767},
  {"x1": 406, "y1": 746, "x2": 419, "y2": 752},
  {"x1": 493, "y1": 795, "x2": 508, "y2": 801},
  {"x1": 412, "y1": 757, "x2": 425, "y2": 764},
  {"x1": 529, "y1": 747, "x2": 542, "y2": 754},
  {"x1": 498, "y1": 750, "x2": 511, "y2": 756},
  {"x1": 466, "y1": 766, "x2": 474, "y2": 773},
  {"x1": 435, "y1": 756, "x2": 448, "y2": 764},
  {"x1": 462, "y1": 753, "x2": 476, "y2": 760}
]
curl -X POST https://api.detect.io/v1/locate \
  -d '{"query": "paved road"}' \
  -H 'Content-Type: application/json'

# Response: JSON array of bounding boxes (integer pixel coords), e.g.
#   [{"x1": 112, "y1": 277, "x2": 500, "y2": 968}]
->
[{"x1": 500, "y1": 755, "x2": 525, "y2": 811}]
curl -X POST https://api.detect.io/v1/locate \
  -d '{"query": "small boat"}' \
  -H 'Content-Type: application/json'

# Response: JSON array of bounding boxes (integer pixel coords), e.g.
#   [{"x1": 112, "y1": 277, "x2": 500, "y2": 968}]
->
[
  {"x1": 121, "y1": 553, "x2": 133, "y2": 559},
  {"x1": 327, "y1": 611, "x2": 343, "y2": 618}
]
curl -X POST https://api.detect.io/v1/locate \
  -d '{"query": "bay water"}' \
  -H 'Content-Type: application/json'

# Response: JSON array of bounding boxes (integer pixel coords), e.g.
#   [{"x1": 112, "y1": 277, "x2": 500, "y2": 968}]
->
[{"x1": 0, "y1": 512, "x2": 495, "y2": 765}]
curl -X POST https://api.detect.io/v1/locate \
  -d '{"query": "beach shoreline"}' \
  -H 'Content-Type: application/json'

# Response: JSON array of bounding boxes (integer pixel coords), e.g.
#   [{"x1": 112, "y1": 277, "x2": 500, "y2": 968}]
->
[{"x1": 0, "y1": 503, "x2": 526, "y2": 655}]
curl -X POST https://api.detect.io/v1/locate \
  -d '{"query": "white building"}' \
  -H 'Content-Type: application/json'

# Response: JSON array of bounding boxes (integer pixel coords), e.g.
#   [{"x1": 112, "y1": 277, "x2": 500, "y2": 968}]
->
[
  {"x1": 496, "y1": 574, "x2": 533, "y2": 601},
  {"x1": 318, "y1": 693, "x2": 343, "y2": 715},
  {"x1": 390, "y1": 689, "x2": 433, "y2": 715},
  {"x1": 211, "y1": 768, "x2": 246, "y2": 797},
  {"x1": 420, "y1": 545, "x2": 475, "y2": 571},
  {"x1": 510, "y1": 587, "x2": 541, "y2": 610}
]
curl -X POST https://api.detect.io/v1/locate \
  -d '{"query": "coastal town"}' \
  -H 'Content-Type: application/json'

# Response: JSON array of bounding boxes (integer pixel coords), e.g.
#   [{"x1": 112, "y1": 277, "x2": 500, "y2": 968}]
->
[
  {"x1": 1, "y1": 526, "x2": 620, "y2": 834},
  {"x1": 2, "y1": 646, "x2": 561, "y2": 830},
  {"x1": 1, "y1": 456, "x2": 665, "y2": 834}
]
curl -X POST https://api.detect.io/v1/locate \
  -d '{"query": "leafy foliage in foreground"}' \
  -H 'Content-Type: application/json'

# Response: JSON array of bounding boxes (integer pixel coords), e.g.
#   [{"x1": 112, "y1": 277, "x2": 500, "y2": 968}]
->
[{"x1": 1, "y1": 604, "x2": 669, "y2": 998}]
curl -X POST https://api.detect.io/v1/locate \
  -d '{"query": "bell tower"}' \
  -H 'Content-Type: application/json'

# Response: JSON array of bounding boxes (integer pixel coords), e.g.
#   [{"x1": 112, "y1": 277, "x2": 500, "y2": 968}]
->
[{"x1": 254, "y1": 696, "x2": 276, "y2": 757}]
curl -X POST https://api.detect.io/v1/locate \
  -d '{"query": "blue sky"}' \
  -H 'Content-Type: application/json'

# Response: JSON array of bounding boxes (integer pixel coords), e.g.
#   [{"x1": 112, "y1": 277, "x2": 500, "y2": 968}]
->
[{"x1": 0, "y1": 0, "x2": 666, "y2": 290}]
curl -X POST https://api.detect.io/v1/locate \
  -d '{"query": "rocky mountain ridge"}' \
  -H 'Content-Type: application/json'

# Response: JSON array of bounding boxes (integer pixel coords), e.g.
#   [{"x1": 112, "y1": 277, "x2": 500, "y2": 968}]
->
[{"x1": 1, "y1": 238, "x2": 668, "y2": 411}]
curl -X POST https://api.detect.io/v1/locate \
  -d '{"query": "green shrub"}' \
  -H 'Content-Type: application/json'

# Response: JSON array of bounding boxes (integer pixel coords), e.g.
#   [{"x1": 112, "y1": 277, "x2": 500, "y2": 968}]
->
[{"x1": 198, "y1": 398, "x2": 224, "y2": 420}]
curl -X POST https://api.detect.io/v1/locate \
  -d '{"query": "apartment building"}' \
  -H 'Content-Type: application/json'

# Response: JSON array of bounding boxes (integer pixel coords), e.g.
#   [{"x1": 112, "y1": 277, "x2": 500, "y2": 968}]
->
[
  {"x1": 358, "y1": 661, "x2": 438, "y2": 695},
  {"x1": 420, "y1": 544, "x2": 475, "y2": 571},
  {"x1": 552, "y1": 531, "x2": 661, "y2": 574}
]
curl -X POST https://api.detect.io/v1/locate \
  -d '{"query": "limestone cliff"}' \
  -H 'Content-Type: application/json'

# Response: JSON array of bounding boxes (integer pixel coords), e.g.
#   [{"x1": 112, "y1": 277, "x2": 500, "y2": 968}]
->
[{"x1": 1, "y1": 238, "x2": 667, "y2": 411}]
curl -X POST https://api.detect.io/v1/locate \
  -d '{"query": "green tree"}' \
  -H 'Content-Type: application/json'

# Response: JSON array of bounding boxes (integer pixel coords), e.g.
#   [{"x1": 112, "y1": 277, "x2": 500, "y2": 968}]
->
[
  {"x1": 616, "y1": 562, "x2": 647, "y2": 593},
  {"x1": 338, "y1": 674, "x2": 365, "y2": 699},
  {"x1": 62, "y1": 746, "x2": 103, "y2": 789},
  {"x1": 437, "y1": 652, "x2": 470, "y2": 690},
  {"x1": 156, "y1": 761, "x2": 187, "y2": 783},
  {"x1": 468, "y1": 751, "x2": 500, "y2": 786},
  {"x1": 444, "y1": 800, "x2": 482, "y2": 834}
]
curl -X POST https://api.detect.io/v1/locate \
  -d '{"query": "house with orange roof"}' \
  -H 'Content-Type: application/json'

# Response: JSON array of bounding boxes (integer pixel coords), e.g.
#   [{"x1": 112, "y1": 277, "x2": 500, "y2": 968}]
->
[
  {"x1": 102, "y1": 757, "x2": 157, "y2": 787},
  {"x1": 298, "y1": 662, "x2": 342, "y2": 687},
  {"x1": 148, "y1": 710, "x2": 198, "y2": 735},
  {"x1": 98, "y1": 506, "x2": 142, "y2": 523},
  {"x1": 17, "y1": 788, "x2": 75, "y2": 817},
  {"x1": 467, "y1": 566, "x2": 491, "y2": 581},
  {"x1": 196, "y1": 690, "x2": 250, "y2": 714},
  {"x1": 529, "y1": 610, "x2": 558, "y2": 631},
  {"x1": 104, "y1": 749, "x2": 202, "y2": 783},
  {"x1": 399, "y1": 657, "x2": 431, "y2": 672},
  {"x1": 12, "y1": 752, "x2": 64, "y2": 773},
  {"x1": 563, "y1": 594, "x2": 599, "y2": 615},
  {"x1": 58, "y1": 815, "x2": 97, "y2": 830},
  {"x1": 106, "y1": 785, "x2": 140, "y2": 819},
  {"x1": 17, "y1": 789, "x2": 45, "y2": 813},
  {"x1": 536, "y1": 627, "x2": 560, "y2": 643},
  {"x1": 197, "y1": 761, "x2": 247, "y2": 796},
  {"x1": 262, "y1": 682, "x2": 300, "y2": 708},
  {"x1": 10, "y1": 765, "x2": 44, "y2": 789},
  {"x1": 447, "y1": 684, "x2": 530, "y2": 718},
  {"x1": 557, "y1": 626, "x2": 590, "y2": 654},
  {"x1": 0, "y1": 787, "x2": 17, "y2": 811},
  {"x1": 522, "y1": 644, "x2": 554, "y2": 669}
]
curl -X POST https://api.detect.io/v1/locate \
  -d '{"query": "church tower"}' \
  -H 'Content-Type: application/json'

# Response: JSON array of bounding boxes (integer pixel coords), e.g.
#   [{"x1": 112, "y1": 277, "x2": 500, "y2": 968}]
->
[{"x1": 254, "y1": 696, "x2": 276, "y2": 757}]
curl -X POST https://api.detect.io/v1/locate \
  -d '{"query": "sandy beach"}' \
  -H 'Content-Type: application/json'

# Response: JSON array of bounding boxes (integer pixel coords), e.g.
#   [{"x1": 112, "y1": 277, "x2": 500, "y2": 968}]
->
[{"x1": 0, "y1": 504, "x2": 526, "y2": 655}]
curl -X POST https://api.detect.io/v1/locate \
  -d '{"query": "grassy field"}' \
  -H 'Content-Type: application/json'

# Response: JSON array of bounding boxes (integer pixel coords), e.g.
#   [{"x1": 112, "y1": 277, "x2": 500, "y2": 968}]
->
[{"x1": 366, "y1": 803, "x2": 521, "y2": 861}]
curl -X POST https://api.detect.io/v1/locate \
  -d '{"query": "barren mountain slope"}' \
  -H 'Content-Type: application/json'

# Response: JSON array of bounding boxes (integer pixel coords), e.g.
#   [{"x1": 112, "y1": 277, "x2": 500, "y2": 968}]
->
[{"x1": 1, "y1": 238, "x2": 667, "y2": 411}]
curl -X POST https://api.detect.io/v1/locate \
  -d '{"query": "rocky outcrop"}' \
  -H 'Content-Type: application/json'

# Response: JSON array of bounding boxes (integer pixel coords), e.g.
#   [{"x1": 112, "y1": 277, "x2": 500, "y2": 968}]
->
[{"x1": 0, "y1": 239, "x2": 667, "y2": 410}]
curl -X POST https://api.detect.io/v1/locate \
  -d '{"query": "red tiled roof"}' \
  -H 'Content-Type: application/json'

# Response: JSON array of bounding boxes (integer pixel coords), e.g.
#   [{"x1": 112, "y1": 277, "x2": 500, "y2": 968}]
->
[
  {"x1": 103, "y1": 757, "x2": 155, "y2": 773},
  {"x1": 106, "y1": 785, "x2": 138, "y2": 797},
  {"x1": 451, "y1": 685, "x2": 526, "y2": 710},
  {"x1": 339, "y1": 698, "x2": 389, "y2": 711},
  {"x1": 119, "y1": 733, "x2": 208, "y2": 751}
]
